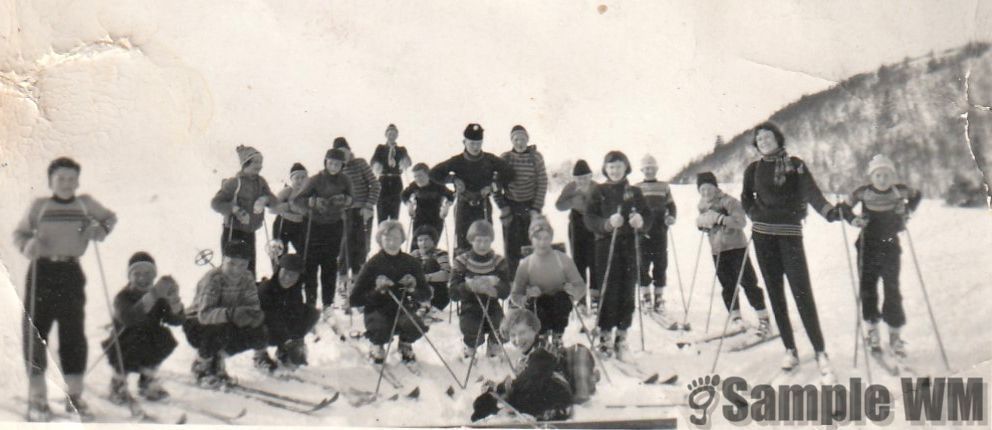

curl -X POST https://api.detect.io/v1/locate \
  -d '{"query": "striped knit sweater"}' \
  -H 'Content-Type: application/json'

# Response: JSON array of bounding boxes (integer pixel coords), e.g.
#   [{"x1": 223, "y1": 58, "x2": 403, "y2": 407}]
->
[
  {"x1": 188, "y1": 267, "x2": 260, "y2": 325},
  {"x1": 844, "y1": 184, "x2": 922, "y2": 241},
  {"x1": 499, "y1": 146, "x2": 548, "y2": 210},
  {"x1": 343, "y1": 158, "x2": 380, "y2": 209},
  {"x1": 411, "y1": 248, "x2": 451, "y2": 284},
  {"x1": 635, "y1": 179, "x2": 677, "y2": 221},
  {"x1": 211, "y1": 173, "x2": 277, "y2": 232},
  {"x1": 449, "y1": 250, "x2": 511, "y2": 304},
  {"x1": 741, "y1": 156, "x2": 834, "y2": 236},
  {"x1": 14, "y1": 194, "x2": 117, "y2": 258}
]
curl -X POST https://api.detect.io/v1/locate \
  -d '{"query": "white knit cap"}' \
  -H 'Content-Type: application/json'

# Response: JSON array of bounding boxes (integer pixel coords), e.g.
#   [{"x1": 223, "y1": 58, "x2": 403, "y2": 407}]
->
[
  {"x1": 641, "y1": 154, "x2": 658, "y2": 169},
  {"x1": 866, "y1": 154, "x2": 896, "y2": 176}
]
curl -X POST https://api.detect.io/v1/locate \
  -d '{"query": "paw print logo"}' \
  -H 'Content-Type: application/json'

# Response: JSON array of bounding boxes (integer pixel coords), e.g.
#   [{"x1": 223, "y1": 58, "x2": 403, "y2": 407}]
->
[{"x1": 687, "y1": 374, "x2": 721, "y2": 426}]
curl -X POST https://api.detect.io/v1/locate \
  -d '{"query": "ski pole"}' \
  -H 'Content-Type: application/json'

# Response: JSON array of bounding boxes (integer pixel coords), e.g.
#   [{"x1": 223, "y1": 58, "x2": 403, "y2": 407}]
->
[
  {"x1": 570, "y1": 301, "x2": 613, "y2": 384},
  {"x1": 385, "y1": 290, "x2": 465, "y2": 388},
  {"x1": 840, "y1": 218, "x2": 873, "y2": 382},
  {"x1": 668, "y1": 229, "x2": 690, "y2": 323},
  {"x1": 682, "y1": 232, "x2": 705, "y2": 328},
  {"x1": 704, "y1": 252, "x2": 721, "y2": 333},
  {"x1": 462, "y1": 298, "x2": 490, "y2": 387},
  {"x1": 373, "y1": 307, "x2": 403, "y2": 397},
  {"x1": 593, "y1": 208, "x2": 623, "y2": 337},
  {"x1": 25, "y1": 257, "x2": 40, "y2": 376},
  {"x1": 474, "y1": 294, "x2": 517, "y2": 376},
  {"x1": 710, "y1": 236, "x2": 753, "y2": 374},
  {"x1": 632, "y1": 214, "x2": 645, "y2": 352},
  {"x1": 904, "y1": 227, "x2": 950, "y2": 371},
  {"x1": 93, "y1": 240, "x2": 144, "y2": 417}
]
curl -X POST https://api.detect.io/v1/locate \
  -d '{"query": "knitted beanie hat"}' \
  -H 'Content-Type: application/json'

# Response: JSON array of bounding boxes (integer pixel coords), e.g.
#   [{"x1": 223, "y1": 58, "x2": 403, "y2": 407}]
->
[
  {"x1": 464, "y1": 123, "x2": 484, "y2": 141},
  {"x1": 697, "y1": 171, "x2": 719, "y2": 189},
  {"x1": 641, "y1": 154, "x2": 658, "y2": 169},
  {"x1": 332, "y1": 137, "x2": 350, "y2": 150},
  {"x1": 572, "y1": 159, "x2": 592, "y2": 176},
  {"x1": 866, "y1": 154, "x2": 896, "y2": 176},
  {"x1": 236, "y1": 145, "x2": 262, "y2": 167},
  {"x1": 128, "y1": 251, "x2": 156, "y2": 274}
]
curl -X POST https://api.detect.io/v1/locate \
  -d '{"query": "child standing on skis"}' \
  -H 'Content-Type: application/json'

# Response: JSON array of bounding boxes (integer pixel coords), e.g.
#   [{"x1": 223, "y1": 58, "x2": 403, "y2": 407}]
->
[
  {"x1": 402, "y1": 163, "x2": 454, "y2": 250},
  {"x1": 741, "y1": 122, "x2": 844, "y2": 381},
  {"x1": 840, "y1": 154, "x2": 922, "y2": 358},
  {"x1": 184, "y1": 240, "x2": 268, "y2": 387},
  {"x1": 450, "y1": 220, "x2": 512, "y2": 359},
  {"x1": 270, "y1": 162, "x2": 309, "y2": 257},
  {"x1": 256, "y1": 254, "x2": 319, "y2": 370},
  {"x1": 350, "y1": 220, "x2": 431, "y2": 364},
  {"x1": 410, "y1": 225, "x2": 452, "y2": 320},
  {"x1": 583, "y1": 151, "x2": 653, "y2": 360},
  {"x1": 635, "y1": 154, "x2": 677, "y2": 315},
  {"x1": 334, "y1": 138, "x2": 381, "y2": 295},
  {"x1": 694, "y1": 172, "x2": 771, "y2": 338},
  {"x1": 106, "y1": 252, "x2": 184, "y2": 405},
  {"x1": 371, "y1": 124, "x2": 412, "y2": 224},
  {"x1": 471, "y1": 309, "x2": 597, "y2": 422},
  {"x1": 496, "y1": 125, "x2": 549, "y2": 278},
  {"x1": 509, "y1": 218, "x2": 586, "y2": 349},
  {"x1": 555, "y1": 160, "x2": 598, "y2": 309},
  {"x1": 211, "y1": 145, "x2": 277, "y2": 277}
]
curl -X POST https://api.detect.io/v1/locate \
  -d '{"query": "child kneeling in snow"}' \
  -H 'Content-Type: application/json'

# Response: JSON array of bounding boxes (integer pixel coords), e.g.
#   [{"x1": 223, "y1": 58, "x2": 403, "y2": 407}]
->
[
  {"x1": 450, "y1": 220, "x2": 512, "y2": 360},
  {"x1": 255, "y1": 253, "x2": 320, "y2": 371},
  {"x1": 184, "y1": 240, "x2": 268, "y2": 387},
  {"x1": 509, "y1": 217, "x2": 586, "y2": 350},
  {"x1": 471, "y1": 309, "x2": 597, "y2": 422},
  {"x1": 410, "y1": 225, "x2": 452, "y2": 321},
  {"x1": 349, "y1": 220, "x2": 431, "y2": 364},
  {"x1": 105, "y1": 252, "x2": 184, "y2": 404},
  {"x1": 838, "y1": 154, "x2": 922, "y2": 358}
]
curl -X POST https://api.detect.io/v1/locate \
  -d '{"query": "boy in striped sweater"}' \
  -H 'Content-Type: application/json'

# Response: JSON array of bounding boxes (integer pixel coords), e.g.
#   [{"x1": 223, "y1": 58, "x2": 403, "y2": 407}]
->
[
  {"x1": 635, "y1": 154, "x2": 677, "y2": 313},
  {"x1": 333, "y1": 137, "x2": 381, "y2": 295},
  {"x1": 840, "y1": 154, "x2": 922, "y2": 358},
  {"x1": 496, "y1": 125, "x2": 548, "y2": 278},
  {"x1": 211, "y1": 145, "x2": 277, "y2": 277},
  {"x1": 14, "y1": 157, "x2": 117, "y2": 422},
  {"x1": 410, "y1": 225, "x2": 452, "y2": 319},
  {"x1": 450, "y1": 221, "x2": 512, "y2": 359}
]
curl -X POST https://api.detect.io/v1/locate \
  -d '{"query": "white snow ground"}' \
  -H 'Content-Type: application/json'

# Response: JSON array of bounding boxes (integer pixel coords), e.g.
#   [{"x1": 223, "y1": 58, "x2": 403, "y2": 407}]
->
[{"x1": 0, "y1": 178, "x2": 988, "y2": 428}]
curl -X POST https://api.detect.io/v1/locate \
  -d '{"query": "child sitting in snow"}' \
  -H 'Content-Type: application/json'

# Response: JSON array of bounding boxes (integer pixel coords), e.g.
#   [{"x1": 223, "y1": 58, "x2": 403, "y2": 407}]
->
[
  {"x1": 450, "y1": 220, "x2": 512, "y2": 360},
  {"x1": 471, "y1": 309, "x2": 597, "y2": 422},
  {"x1": 409, "y1": 225, "x2": 452, "y2": 321},
  {"x1": 105, "y1": 252, "x2": 184, "y2": 405},
  {"x1": 838, "y1": 154, "x2": 922, "y2": 358},
  {"x1": 349, "y1": 220, "x2": 431, "y2": 364}
]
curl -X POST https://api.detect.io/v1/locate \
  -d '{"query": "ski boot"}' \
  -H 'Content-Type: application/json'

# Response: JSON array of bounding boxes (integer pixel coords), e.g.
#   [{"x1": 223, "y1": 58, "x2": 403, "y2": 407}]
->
[
  {"x1": 26, "y1": 396, "x2": 52, "y2": 423},
  {"x1": 781, "y1": 349, "x2": 799, "y2": 371},
  {"x1": 253, "y1": 349, "x2": 279, "y2": 373},
  {"x1": 728, "y1": 310, "x2": 745, "y2": 332},
  {"x1": 64, "y1": 394, "x2": 95, "y2": 422},
  {"x1": 109, "y1": 374, "x2": 132, "y2": 405},
  {"x1": 462, "y1": 344, "x2": 477, "y2": 362},
  {"x1": 193, "y1": 355, "x2": 225, "y2": 389},
  {"x1": 889, "y1": 328, "x2": 906, "y2": 359},
  {"x1": 369, "y1": 343, "x2": 386, "y2": 365},
  {"x1": 754, "y1": 312, "x2": 772, "y2": 339},
  {"x1": 597, "y1": 333, "x2": 614, "y2": 359},
  {"x1": 138, "y1": 372, "x2": 170, "y2": 401},
  {"x1": 399, "y1": 341, "x2": 416, "y2": 364},
  {"x1": 865, "y1": 321, "x2": 881, "y2": 352},
  {"x1": 816, "y1": 352, "x2": 837, "y2": 384},
  {"x1": 486, "y1": 335, "x2": 503, "y2": 360},
  {"x1": 614, "y1": 330, "x2": 630, "y2": 362},
  {"x1": 287, "y1": 338, "x2": 308, "y2": 367},
  {"x1": 321, "y1": 306, "x2": 336, "y2": 322}
]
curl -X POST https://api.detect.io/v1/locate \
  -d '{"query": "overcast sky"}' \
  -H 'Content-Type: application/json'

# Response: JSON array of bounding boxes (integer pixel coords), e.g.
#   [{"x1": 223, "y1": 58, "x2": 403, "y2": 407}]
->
[{"x1": 1, "y1": 0, "x2": 990, "y2": 177}]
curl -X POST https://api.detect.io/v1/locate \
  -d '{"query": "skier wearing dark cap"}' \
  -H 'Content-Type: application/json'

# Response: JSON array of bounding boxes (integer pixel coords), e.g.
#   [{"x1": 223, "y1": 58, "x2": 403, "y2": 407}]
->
[
  {"x1": 555, "y1": 159, "x2": 598, "y2": 310},
  {"x1": 257, "y1": 253, "x2": 319, "y2": 370},
  {"x1": 270, "y1": 162, "x2": 310, "y2": 258}
]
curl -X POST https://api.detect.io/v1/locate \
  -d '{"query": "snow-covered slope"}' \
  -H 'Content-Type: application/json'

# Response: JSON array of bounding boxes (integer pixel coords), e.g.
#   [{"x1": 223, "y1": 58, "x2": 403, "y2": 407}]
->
[{"x1": 0, "y1": 180, "x2": 987, "y2": 427}]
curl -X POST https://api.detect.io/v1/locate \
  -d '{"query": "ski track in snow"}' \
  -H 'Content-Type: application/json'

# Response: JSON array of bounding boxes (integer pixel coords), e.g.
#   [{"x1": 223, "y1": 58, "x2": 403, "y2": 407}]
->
[{"x1": 0, "y1": 184, "x2": 988, "y2": 427}]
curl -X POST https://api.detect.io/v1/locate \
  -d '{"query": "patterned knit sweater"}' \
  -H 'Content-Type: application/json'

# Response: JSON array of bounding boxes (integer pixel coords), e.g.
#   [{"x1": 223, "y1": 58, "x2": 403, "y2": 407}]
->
[
  {"x1": 636, "y1": 179, "x2": 677, "y2": 223},
  {"x1": 449, "y1": 250, "x2": 511, "y2": 310},
  {"x1": 188, "y1": 267, "x2": 261, "y2": 325},
  {"x1": 14, "y1": 194, "x2": 117, "y2": 258},
  {"x1": 844, "y1": 184, "x2": 922, "y2": 241},
  {"x1": 211, "y1": 173, "x2": 277, "y2": 232},
  {"x1": 343, "y1": 158, "x2": 380, "y2": 209},
  {"x1": 498, "y1": 146, "x2": 548, "y2": 210}
]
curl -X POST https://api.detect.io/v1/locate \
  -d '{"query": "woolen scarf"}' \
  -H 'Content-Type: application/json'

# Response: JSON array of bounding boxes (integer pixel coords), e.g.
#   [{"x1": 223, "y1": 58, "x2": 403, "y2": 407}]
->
[{"x1": 761, "y1": 147, "x2": 793, "y2": 186}]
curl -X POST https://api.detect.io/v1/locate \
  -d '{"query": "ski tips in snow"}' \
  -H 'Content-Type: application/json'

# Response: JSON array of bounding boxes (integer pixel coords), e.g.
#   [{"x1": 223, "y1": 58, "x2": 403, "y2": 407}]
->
[
  {"x1": 406, "y1": 387, "x2": 420, "y2": 399},
  {"x1": 641, "y1": 373, "x2": 678, "y2": 385}
]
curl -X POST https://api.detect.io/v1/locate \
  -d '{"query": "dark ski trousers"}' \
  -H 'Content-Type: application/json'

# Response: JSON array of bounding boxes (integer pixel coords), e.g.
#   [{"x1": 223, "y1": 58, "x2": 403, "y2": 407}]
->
[
  {"x1": 23, "y1": 259, "x2": 87, "y2": 376},
  {"x1": 429, "y1": 281, "x2": 450, "y2": 311},
  {"x1": 221, "y1": 226, "x2": 257, "y2": 276},
  {"x1": 594, "y1": 235, "x2": 637, "y2": 331},
  {"x1": 502, "y1": 200, "x2": 535, "y2": 279},
  {"x1": 183, "y1": 319, "x2": 268, "y2": 359},
  {"x1": 264, "y1": 304, "x2": 320, "y2": 346},
  {"x1": 273, "y1": 216, "x2": 306, "y2": 256},
  {"x1": 105, "y1": 326, "x2": 177, "y2": 373},
  {"x1": 714, "y1": 247, "x2": 767, "y2": 312},
  {"x1": 364, "y1": 308, "x2": 428, "y2": 345},
  {"x1": 454, "y1": 198, "x2": 492, "y2": 252},
  {"x1": 377, "y1": 175, "x2": 403, "y2": 225},
  {"x1": 856, "y1": 236, "x2": 905, "y2": 327},
  {"x1": 340, "y1": 208, "x2": 372, "y2": 277},
  {"x1": 303, "y1": 220, "x2": 344, "y2": 307},
  {"x1": 568, "y1": 213, "x2": 597, "y2": 294},
  {"x1": 752, "y1": 232, "x2": 826, "y2": 352},
  {"x1": 410, "y1": 218, "x2": 444, "y2": 252},
  {"x1": 459, "y1": 296, "x2": 504, "y2": 347},
  {"x1": 526, "y1": 291, "x2": 573, "y2": 335},
  {"x1": 639, "y1": 223, "x2": 668, "y2": 288}
]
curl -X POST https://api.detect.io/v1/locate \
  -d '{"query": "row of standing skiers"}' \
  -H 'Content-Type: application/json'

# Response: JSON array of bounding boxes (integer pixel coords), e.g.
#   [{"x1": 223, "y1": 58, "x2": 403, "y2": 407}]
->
[{"x1": 13, "y1": 121, "x2": 921, "y2": 422}]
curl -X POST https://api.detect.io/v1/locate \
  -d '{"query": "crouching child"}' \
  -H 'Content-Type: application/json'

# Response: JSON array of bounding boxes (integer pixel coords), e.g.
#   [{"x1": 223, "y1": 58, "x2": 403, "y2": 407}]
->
[
  {"x1": 471, "y1": 309, "x2": 597, "y2": 422},
  {"x1": 450, "y1": 220, "x2": 511, "y2": 360},
  {"x1": 255, "y1": 254, "x2": 319, "y2": 371},
  {"x1": 350, "y1": 220, "x2": 431, "y2": 364},
  {"x1": 105, "y1": 252, "x2": 184, "y2": 405},
  {"x1": 183, "y1": 240, "x2": 268, "y2": 387},
  {"x1": 410, "y1": 225, "x2": 452, "y2": 321}
]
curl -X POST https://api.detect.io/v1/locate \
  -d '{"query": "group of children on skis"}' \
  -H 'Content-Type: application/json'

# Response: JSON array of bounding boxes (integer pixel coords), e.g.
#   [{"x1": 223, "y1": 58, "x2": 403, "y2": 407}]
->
[{"x1": 14, "y1": 120, "x2": 922, "y2": 422}]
